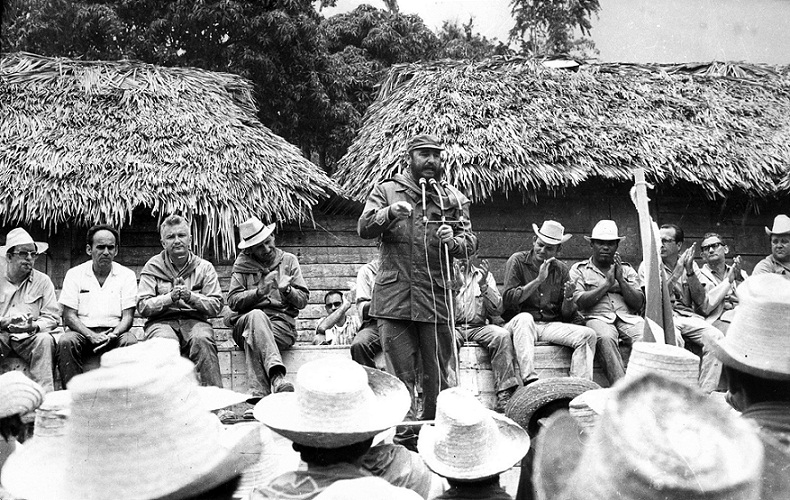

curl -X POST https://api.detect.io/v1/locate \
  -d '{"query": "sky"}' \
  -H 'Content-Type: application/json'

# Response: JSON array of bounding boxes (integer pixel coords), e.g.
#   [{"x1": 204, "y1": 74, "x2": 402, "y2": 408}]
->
[{"x1": 318, "y1": 0, "x2": 790, "y2": 64}]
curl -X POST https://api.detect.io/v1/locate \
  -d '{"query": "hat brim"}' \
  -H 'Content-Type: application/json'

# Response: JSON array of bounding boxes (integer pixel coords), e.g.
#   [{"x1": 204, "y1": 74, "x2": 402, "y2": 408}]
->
[
  {"x1": 765, "y1": 226, "x2": 790, "y2": 236},
  {"x1": 238, "y1": 223, "x2": 276, "y2": 250},
  {"x1": 253, "y1": 367, "x2": 410, "y2": 448},
  {"x1": 197, "y1": 386, "x2": 252, "y2": 411},
  {"x1": 0, "y1": 241, "x2": 49, "y2": 255},
  {"x1": 505, "y1": 378, "x2": 601, "y2": 434},
  {"x1": 583, "y1": 236, "x2": 624, "y2": 242},
  {"x1": 418, "y1": 412, "x2": 530, "y2": 480},
  {"x1": 711, "y1": 336, "x2": 790, "y2": 381},
  {"x1": 532, "y1": 224, "x2": 572, "y2": 245}
]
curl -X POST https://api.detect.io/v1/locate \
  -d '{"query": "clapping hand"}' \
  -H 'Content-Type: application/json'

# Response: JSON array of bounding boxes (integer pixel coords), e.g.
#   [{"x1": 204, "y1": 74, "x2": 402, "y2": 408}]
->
[
  {"x1": 563, "y1": 281, "x2": 575, "y2": 301},
  {"x1": 613, "y1": 252, "x2": 624, "y2": 282},
  {"x1": 171, "y1": 277, "x2": 191, "y2": 303},
  {"x1": 477, "y1": 259, "x2": 490, "y2": 287},
  {"x1": 537, "y1": 257, "x2": 555, "y2": 282}
]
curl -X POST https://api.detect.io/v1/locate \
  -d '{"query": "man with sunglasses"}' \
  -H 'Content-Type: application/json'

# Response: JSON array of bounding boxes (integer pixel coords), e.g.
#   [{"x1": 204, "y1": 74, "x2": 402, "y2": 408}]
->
[
  {"x1": 314, "y1": 289, "x2": 360, "y2": 346},
  {"x1": 0, "y1": 228, "x2": 59, "y2": 392},
  {"x1": 696, "y1": 233, "x2": 748, "y2": 334}
]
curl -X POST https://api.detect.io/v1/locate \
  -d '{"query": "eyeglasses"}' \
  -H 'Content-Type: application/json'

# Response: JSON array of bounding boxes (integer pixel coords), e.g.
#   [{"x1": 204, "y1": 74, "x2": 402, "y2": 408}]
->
[
  {"x1": 326, "y1": 301, "x2": 343, "y2": 308},
  {"x1": 9, "y1": 251, "x2": 41, "y2": 259},
  {"x1": 701, "y1": 242, "x2": 724, "y2": 252}
]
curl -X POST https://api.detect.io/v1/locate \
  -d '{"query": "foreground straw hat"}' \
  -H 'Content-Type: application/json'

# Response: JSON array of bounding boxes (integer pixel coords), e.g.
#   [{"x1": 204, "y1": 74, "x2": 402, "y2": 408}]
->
[
  {"x1": 314, "y1": 477, "x2": 423, "y2": 499},
  {"x1": 624, "y1": 341, "x2": 700, "y2": 386},
  {"x1": 238, "y1": 217, "x2": 276, "y2": 250},
  {"x1": 712, "y1": 274, "x2": 790, "y2": 380},
  {"x1": 533, "y1": 220, "x2": 572, "y2": 245},
  {"x1": 2, "y1": 341, "x2": 261, "y2": 500},
  {"x1": 418, "y1": 387, "x2": 530, "y2": 481},
  {"x1": 535, "y1": 373, "x2": 764, "y2": 500},
  {"x1": 0, "y1": 227, "x2": 49, "y2": 255},
  {"x1": 505, "y1": 377, "x2": 600, "y2": 436},
  {"x1": 254, "y1": 357, "x2": 410, "y2": 448},
  {"x1": 0, "y1": 371, "x2": 44, "y2": 418}
]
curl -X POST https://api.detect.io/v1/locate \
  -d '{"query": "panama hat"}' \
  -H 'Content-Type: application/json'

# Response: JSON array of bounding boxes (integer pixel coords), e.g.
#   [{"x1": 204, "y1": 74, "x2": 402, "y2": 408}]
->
[
  {"x1": 406, "y1": 134, "x2": 444, "y2": 152},
  {"x1": 418, "y1": 387, "x2": 530, "y2": 481},
  {"x1": 583, "y1": 220, "x2": 624, "y2": 242},
  {"x1": 533, "y1": 220, "x2": 572, "y2": 245},
  {"x1": 314, "y1": 477, "x2": 424, "y2": 500},
  {"x1": 0, "y1": 227, "x2": 49, "y2": 255},
  {"x1": 0, "y1": 371, "x2": 44, "y2": 418},
  {"x1": 534, "y1": 374, "x2": 764, "y2": 500},
  {"x1": 712, "y1": 274, "x2": 790, "y2": 380},
  {"x1": 2, "y1": 343, "x2": 261, "y2": 500},
  {"x1": 505, "y1": 377, "x2": 600, "y2": 436},
  {"x1": 624, "y1": 341, "x2": 700, "y2": 386},
  {"x1": 238, "y1": 217, "x2": 276, "y2": 250},
  {"x1": 764, "y1": 214, "x2": 790, "y2": 235},
  {"x1": 254, "y1": 358, "x2": 410, "y2": 448}
]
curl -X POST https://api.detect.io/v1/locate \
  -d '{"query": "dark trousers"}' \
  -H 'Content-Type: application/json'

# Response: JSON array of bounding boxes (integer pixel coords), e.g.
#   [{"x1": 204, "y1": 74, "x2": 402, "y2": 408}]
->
[
  {"x1": 351, "y1": 320, "x2": 381, "y2": 368},
  {"x1": 143, "y1": 318, "x2": 223, "y2": 387},
  {"x1": 232, "y1": 310, "x2": 295, "y2": 397},
  {"x1": 378, "y1": 318, "x2": 456, "y2": 421},
  {"x1": 58, "y1": 327, "x2": 138, "y2": 385}
]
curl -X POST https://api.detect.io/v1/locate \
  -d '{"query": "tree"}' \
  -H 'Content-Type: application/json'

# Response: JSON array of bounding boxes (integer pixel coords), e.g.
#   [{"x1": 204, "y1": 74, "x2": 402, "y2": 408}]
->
[
  {"x1": 436, "y1": 18, "x2": 509, "y2": 61},
  {"x1": 509, "y1": 0, "x2": 600, "y2": 58}
]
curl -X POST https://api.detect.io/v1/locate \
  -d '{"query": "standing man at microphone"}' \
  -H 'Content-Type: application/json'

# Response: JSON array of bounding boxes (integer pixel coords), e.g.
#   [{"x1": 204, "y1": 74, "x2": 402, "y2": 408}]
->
[{"x1": 358, "y1": 134, "x2": 477, "y2": 446}]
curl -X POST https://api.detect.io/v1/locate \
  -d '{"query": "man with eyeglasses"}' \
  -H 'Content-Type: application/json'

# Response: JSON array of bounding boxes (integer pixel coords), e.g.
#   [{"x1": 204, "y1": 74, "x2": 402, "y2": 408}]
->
[
  {"x1": 314, "y1": 289, "x2": 360, "y2": 346},
  {"x1": 753, "y1": 214, "x2": 790, "y2": 280},
  {"x1": 0, "y1": 228, "x2": 59, "y2": 392},
  {"x1": 57, "y1": 225, "x2": 139, "y2": 385},
  {"x1": 696, "y1": 233, "x2": 748, "y2": 334},
  {"x1": 639, "y1": 224, "x2": 724, "y2": 393}
]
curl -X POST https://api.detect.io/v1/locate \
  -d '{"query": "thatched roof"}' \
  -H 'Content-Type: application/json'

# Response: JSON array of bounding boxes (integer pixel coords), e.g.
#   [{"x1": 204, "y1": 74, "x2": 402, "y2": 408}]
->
[
  {"x1": 0, "y1": 52, "x2": 338, "y2": 256},
  {"x1": 335, "y1": 57, "x2": 790, "y2": 203}
]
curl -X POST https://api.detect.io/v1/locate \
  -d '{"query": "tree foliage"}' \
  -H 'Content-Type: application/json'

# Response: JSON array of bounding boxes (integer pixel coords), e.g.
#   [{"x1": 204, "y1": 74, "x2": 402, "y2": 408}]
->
[{"x1": 509, "y1": 0, "x2": 600, "y2": 58}]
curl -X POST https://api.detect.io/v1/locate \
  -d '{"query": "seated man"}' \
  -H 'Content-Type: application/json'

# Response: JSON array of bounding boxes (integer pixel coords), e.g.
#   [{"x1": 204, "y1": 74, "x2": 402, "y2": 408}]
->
[
  {"x1": 696, "y1": 232, "x2": 747, "y2": 334},
  {"x1": 570, "y1": 220, "x2": 645, "y2": 386},
  {"x1": 137, "y1": 215, "x2": 224, "y2": 387},
  {"x1": 0, "y1": 228, "x2": 58, "y2": 392},
  {"x1": 314, "y1": 289, "x2": 360, "y2": 346},
  {"x1": 752, "y1": 214, "x2": 790, "y2": 279},
  {"x1": 350, "y1": 256, "x2": 382, "y2": 368},
  {"x1": 57, "y1": 225, "x2": 138, "y2": 385},
  {"x1": 503, "y1": 220, "x2": 596, "y2": 383},
  {"x1": 641, "y1": 224, "x2": 724, "y2": 393},
  {"x1": 226, "y1": 217, "x2": 309, "y2": 401},
  {"x1": 455, "y1": 254, "x2": 520, "y2": 412}
]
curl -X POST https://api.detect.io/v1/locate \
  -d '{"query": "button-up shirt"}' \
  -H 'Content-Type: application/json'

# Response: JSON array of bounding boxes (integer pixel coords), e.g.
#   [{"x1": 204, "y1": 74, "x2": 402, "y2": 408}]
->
[
  {"x1": 752, "y1": 255, "x2": 790, "y2": 280},
  {"x1": 570, "y1": 259, "x2": 642, "y2": 324},
  {"x1": 59, "y1": 261, "x2": 137, "y2": 328},
  {"x1": 502, "y1": 250, "x2": 571, "y2": 322},
  {"x1": 697, "y1": 263, "x2": 748, "y2": 323},
  {"x1": 0, "y1": 269, "x2": 60, "y2": 333},
  {"x1": 456, "y1": 267, "x2": 502, "y2": 328}
]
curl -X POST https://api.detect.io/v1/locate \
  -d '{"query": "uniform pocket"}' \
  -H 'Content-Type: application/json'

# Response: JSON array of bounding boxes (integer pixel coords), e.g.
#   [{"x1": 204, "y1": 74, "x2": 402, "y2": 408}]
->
[{"x1": 376, "y1": 270, "x2": 399, "y2": 285}]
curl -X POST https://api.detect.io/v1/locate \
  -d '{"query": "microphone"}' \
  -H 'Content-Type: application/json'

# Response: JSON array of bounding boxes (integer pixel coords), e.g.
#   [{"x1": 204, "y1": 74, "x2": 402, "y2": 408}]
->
[{"x1": 419, "y1": 178, "x2": 428, "y2": 220}]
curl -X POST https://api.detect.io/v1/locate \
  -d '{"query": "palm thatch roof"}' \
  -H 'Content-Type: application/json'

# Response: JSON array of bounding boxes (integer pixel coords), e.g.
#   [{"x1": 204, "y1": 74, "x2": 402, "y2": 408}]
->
[
  {"x1": 0, "y1": 52, "x2": 338, "y2": 256},
  {"x1": 335, "y1": 57, "x2": 790, "y2": 203}
]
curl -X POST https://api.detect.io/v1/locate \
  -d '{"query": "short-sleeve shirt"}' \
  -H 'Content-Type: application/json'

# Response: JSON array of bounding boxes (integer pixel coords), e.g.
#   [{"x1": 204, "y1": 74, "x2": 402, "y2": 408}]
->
[
  {"x1": 570, "y1": 259, "x2": 643, "y2": 325},
  {"x1": 752, "y1": 255, "x2": 790, "y2": 280},
  {"x1": 59, "y1": 261, "x2": 138, "y2": 328},
  {"x1": 317, "y1": 314, "x2": 361, "y2": 345}
]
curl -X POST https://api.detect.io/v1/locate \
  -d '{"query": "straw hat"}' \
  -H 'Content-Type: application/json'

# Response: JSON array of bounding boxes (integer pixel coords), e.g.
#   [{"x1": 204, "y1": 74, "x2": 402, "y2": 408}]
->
[
  {"x1": 568, "y1": 388, "x2": 611, "y2": 432},
  {"x1": 314, "y1": 477, "x2": 423, "y2": 500},
  {"x1": 233, "y1": 424, "x2": 301, "y2": 500},
  {"x1": 624, "y1": 341, "x2": 700, "y2": 386},
  {"x1": 765, "y1": 214, "x2": 790, "y2": 235},
  {"x1": 418, "y1": 387, "x2": 530, "y2": 481},
  {"x1": 535, "y1": 374, "x2": 764, "y2": 500},
  {"x1": 505, "y1": 377, "x2": 600, "y2": 436},
  {"x1": 0, "y1": 227, "x2": 49, "y2": 255},
  {"x1": 254, "y1": 358, "x2": 410, "y2": 448},
  {"x1": 2, "y1": 344, "x2": 261, "y2": 500},
  {"x1": 238, "y1": 217, "x2": 276, "y2": 250},
  {"x1": 583, "y1": 220, "x2": 624, "y2": 241},
  {"x1": 0, "y1": 371, "x2": 44, "y2": 418},
  {"x1": 712, "y1": 274, "x2": 790, "y2": 380},
  {"x1": 533, "y1": 220, "x2": 572, "y2": 245}
]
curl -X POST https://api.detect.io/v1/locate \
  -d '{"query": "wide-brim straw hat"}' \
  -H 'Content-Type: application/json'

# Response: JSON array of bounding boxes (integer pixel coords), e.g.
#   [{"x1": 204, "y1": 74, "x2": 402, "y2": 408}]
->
[
  {"x1": 535, "y1": 374, "x2": 764, "y2": 500},
  {"x1": 0, "y1": 227, "x2": 49, "y2": 255},
  {"x1": 418, "y1": 388, "x2": 530, "y2": 481},
  {"x1": 238, "y1": 217, "x2": 276, "y2": 250},
  {"x1": 533, "y1": 221, "x2": 572, "y2": 245},
  {"x1": 505, "y1": 377, "x2": 600, "y2": 436},
  {"x1": 764, "y1": 214, "x2": 790, "y2": 235},
  {"x1": 568, "y1": 388, "x2": 611, "y2": 432},
  {"x1": 314, "y1": 477, "x2": 424, "y2": 499},
  {"x1": 624, "y1": 341, "x2": 700, "y2": 386},
  {"x1": 0, "y1": 371, "x2": 44, "y2": 418},
  {"x1": 2, "y1": 343, "x2": 261, "y2": 500},
  {"x1": 712, "y1": 274, "x2": 790, "y2": 380},
  {"x1": 583, "y1": 219, "x2": 624, "y2": 242},
  {"x1": 254, "y1": 358, "x2": 410, "y2": 448},
  {"x1": 233, "y1": 424, "x2": 301, "y2": 500}
]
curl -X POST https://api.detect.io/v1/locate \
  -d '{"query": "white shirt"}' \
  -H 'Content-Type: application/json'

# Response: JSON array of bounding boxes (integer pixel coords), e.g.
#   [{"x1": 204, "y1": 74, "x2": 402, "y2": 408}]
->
[{"x1": 58, "y1": 261, "x2": 138, "y2": 328}]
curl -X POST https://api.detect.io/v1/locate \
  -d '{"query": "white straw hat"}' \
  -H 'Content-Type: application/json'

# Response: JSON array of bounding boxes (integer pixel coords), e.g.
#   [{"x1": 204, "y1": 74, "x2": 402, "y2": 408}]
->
[
  {"x1": 583, "y1": 220, "x2": 624, "y2": 241},
  {"x1": 314, "y1": 477, "x2": 423, "y2": 500},
  {"x1": 254, "y1": 358, "x2": 410, "y2": 448},
  {"x1": 233, "y1": 424, "x2": 301, "y2": 500},
  {"x1": 2, "y1": 342, "x2": 261, "y2": 500},
  {"x1": 418, "y1": 387, "x2": 530, "y2": 481},
  {"x1": 238, "y1": 217, "x2": 276, "y2": 250},
  {"x1": 0, "y1": 371, "x2": 44, "y2": 418},
  {"x1": 0, "y1": 227, "x2": 49, "y2": 255},
  {"x1": 712, "y1": 274, "x2": 790, "y2": 380},
  {"x1": 533, "y1": 220, "x2": 572, "y2": 245},
  {"x1": 764, "y1": 214, "x2": 790, "y2": 235},
  {"x1": 536, "y1": 374, "x2": 764, "y2": 500},
  {"x1": 624, "y1": 341, "x2": 700, "y2": 386}
]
